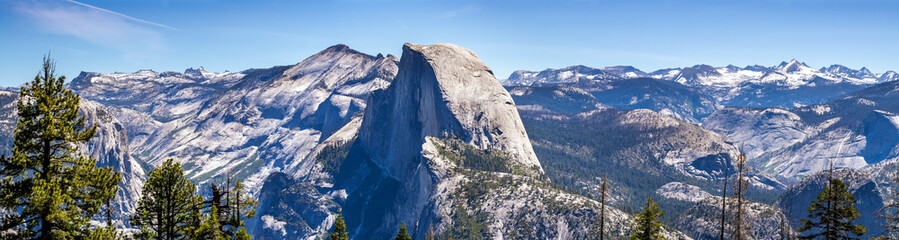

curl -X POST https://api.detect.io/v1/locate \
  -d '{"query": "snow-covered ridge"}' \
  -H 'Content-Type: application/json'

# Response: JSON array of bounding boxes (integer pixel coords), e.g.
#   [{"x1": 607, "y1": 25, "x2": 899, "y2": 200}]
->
[{"x1": 504, "y1": 59, "x2": 897, "y2": 88}]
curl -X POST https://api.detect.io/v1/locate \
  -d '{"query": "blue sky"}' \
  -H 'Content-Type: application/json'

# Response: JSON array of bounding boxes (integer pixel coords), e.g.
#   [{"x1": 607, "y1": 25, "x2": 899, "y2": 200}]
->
[{"x1": 1, "y1": 0, "x2": 897, "y2": 87}]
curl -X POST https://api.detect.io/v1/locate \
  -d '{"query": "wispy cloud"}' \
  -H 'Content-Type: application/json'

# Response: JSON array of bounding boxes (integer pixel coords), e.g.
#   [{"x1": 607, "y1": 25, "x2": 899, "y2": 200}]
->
[
  {"x1": 13, "y1": 0, "x2": 175, "y2": 60},
  {"x1": 64, "y1": 0, "x2": 177, "y2": 31}
]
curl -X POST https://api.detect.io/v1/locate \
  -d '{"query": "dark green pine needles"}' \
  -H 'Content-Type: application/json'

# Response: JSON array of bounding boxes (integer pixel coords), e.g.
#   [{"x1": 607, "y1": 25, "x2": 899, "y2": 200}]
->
[
  {"x1": 395, "y1": 223, "x2": 411, "y2": 240},
  {"x1": 0, "y1": 55, "x2": 121, "y2": 239},
  {"x1": 330, "y1": 210, "x2": 349, "y2": 240},
  {"x1": 798, "y1": 178, "x2": 867, "y2": 239},
  {"x1": 131, "y1": 159, "x2": 199, "y2": 240},
  {"x1": 630, "y1": 197, "x2": 665, "y2": 240}
]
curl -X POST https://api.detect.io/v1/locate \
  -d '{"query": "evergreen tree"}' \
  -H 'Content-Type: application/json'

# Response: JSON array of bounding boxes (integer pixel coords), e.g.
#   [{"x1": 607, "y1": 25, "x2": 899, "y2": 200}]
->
[
  {"x1": 798, "y1": 178, "x2": 867, "y2": 239},
  {"x1": 394, "y1": 223, "x2": 411, "y2": 240},
  {"x1": 731, "y1": 149, "x2": 751, "y2": 240},
  {"x1": 329, "y1": 210, "x2": 349, "y2": 240},
  {"x1": 0, "y1": 55, "x2": 121, "y2": 239},
  {"x1": 193, "y1": 205, "x2": 226, "y2": 240},
  {"x1": 630, "y1": 197, "x2": 665, "y2": 240},
  {"x1": 86, "y1": 226, "x2": 121, "y2": 240},
  {"x1": 131, "y1": 159, "x2": 198, "y2": 240},
  {"x1": 222, "y1": 178, "x2": 257, "y2": 239}
]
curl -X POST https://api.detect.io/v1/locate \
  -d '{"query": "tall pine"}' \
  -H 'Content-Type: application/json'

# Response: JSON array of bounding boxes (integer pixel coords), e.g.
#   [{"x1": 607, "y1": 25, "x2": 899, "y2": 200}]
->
[
  {"x1": 798, "y1": 176, "x2": 867, "y2": 239},
  {"x1": 630, "y1": 197, "x2": 665, "y2": 240},
  {"x1": 223, "y1": 178, "x2": 257, "y2": 239},
  {"x1": 131, "y1": 159, "x2": 198, "y2": 240},
  {"x1": 0, "y1": 55, "x2": 121, "y2": 239},
  {"x1": 394, "y1": 223, "x2": 411, "y2": 240},
  {"x1": 329, "y1": 210, "x2": 349, "y2": 240}
]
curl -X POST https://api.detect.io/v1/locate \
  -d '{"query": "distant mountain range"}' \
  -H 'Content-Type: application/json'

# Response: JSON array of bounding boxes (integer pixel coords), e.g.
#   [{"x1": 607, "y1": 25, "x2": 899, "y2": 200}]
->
[{"x1": 503, "y1": 60, "x2": 899, "y2": 110}]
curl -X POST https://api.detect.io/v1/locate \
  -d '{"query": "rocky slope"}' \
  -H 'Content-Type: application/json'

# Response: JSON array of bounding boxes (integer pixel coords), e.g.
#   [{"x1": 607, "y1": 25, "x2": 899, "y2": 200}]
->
[
  {"x1": 510, "y1": 90, "x2": 785, "y2": 234},
  {"x1": 704, "y1": 80, "x2": 899, "y2": 181},
  {"x1": 658, "y1": 182, "x2": 794, "y2": 240},
  {"x1": 69, "y1": 45, "x2": 398, "y2": 194}
]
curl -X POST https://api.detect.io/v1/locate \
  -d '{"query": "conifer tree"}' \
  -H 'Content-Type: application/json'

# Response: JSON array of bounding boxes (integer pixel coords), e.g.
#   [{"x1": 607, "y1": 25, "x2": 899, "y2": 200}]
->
[
  {"x1": 731, "y1": 149, "x2": 751, "y2": 240},
  {"x1": 329, "y1": 210, "x2": 349, "y2": 240},
  {"x1": 223, "y1": 178, "x2": 257, "y2": 239},
  {"x1": 630, "y1": 197, "x2": 665, "y2": 240},
  {"x1": 0, "y1": 55, "x2": 121, "y2": 239},
  {"x1": 193, "y1": 205, "x2": 226, "y2": 240},
  {"x1": 798, "y1": 178, "x2": 867, "y2": 239},
  {"x1": 394, "y1": 223, "x2": 411, "y2": 240},
  {"x1": 131, "y1": 159, "x2": 198, "y2": 240}
]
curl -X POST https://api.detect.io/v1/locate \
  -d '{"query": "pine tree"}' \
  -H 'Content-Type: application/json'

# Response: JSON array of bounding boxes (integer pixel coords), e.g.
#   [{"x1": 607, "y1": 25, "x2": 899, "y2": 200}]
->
[
  {"x1": 0, "y1": 55, "x2": 121, "y2": 239},
  {"x1": 131, "y1": 159, "x2": 198, "y2": 240},
  {"x1": 798, "y1": 178, "x2": 867, "y2": 239},
  {"x1": 193, "y1": 205, "x2": 226, "y2": 240},
  {"x1": 222, "y1": 177, "x2": 257, "y2": 239},
  {"x1": 731, "y1": 148, "x2": 751, "y2": 240},
  {"x1": 86, "y1": 225, "x2": 121, "y2": 240},
  {"x1": 394, "y1": 223, "x2": 411, "y2": 240},
  {"x1": 630, "y1": 197, "x2": 665, "y2": 240},
  {"x1": 329, "y1": 210, "x2": 349, "y2": 240}
]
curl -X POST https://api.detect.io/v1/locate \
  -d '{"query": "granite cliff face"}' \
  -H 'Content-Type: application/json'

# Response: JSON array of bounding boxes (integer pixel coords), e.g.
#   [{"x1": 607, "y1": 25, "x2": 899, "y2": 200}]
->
[{"x1": 358, "y1": 43, "x2": 543, "y2": 181}]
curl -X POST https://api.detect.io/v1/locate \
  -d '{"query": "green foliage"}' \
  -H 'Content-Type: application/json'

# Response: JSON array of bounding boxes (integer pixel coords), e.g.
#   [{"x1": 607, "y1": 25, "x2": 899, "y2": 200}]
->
[
  {"x1": 798, "y1": 178, "x2": 867, "y2": 239},
  {"x1": 630, "y1": 197, "x2": 665, "y2": 240},
  {"x1": 433, "y1": 136, "x2": 526, "y2": 175},
  {"x1": 329, "y1": 210, "x2": 349, "y2": 240},
  {"x1": 0, "y1": 55, "x2": 121, "y2": 239},
  {"x1": 222, "y1": 179, "x2": 257, "y2": 239},
  {"x1": 131, "y1": 159, "x2": 198, "y2": 240},
  {"x1": 193, "y1": 205, "x2": 227, "y2": 240},
  {"x1": 394, "y1": 223, "x2": 411, "y2": 240},
  {"x1": 316, "y1": 140, "x2": 354, "y2": 176},
  {"x1": 443, "y1": 204, "x2": 490, "y2": 240},
  {"x1": 86, "y1": 226, "x2": 121, "y2": 240}
]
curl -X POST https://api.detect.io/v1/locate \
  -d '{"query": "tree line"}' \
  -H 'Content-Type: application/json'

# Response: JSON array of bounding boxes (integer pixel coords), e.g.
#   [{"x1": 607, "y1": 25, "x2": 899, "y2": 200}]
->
[{"x1": 0, "y1": 56, "x2": 259, "y2": 239}]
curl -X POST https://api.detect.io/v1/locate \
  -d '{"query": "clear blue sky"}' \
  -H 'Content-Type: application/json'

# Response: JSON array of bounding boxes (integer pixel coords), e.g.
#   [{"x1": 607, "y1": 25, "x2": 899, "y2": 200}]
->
[{"x1": 1, "y1": 0, "x2": 897, "y2": 87}]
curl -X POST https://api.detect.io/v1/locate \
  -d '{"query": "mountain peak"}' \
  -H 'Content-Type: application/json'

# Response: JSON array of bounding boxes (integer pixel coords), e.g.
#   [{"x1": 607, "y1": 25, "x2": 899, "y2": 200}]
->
[
  {"x1": 310, "y1": 44, "x2": 370, "y2": 59},
  {"x1": 184, "y1": 66, "x2": 207, "y2": 76},
  {"x1": 360, "y1": 42, "x2": 543, "y2": 180},
  {"x1": 778, "y1": 59, "x2": 810, "y2": 73}
]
